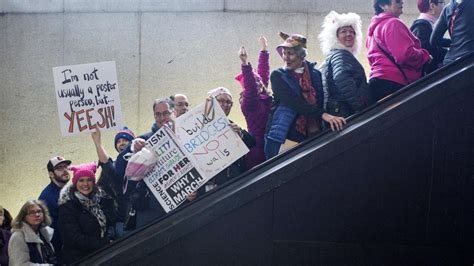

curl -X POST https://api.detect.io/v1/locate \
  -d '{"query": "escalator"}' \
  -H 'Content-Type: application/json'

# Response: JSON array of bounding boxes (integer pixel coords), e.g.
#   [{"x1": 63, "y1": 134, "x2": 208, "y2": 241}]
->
[{"x1": 79, "y1": 53, "x2": 474, "y2": 265}]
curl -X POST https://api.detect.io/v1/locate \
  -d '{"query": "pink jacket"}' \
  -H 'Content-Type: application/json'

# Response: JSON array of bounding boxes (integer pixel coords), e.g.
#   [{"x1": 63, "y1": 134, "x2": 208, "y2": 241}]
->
[{"x1": 366, "y1": 12, "x2": 430, "y2": 85}]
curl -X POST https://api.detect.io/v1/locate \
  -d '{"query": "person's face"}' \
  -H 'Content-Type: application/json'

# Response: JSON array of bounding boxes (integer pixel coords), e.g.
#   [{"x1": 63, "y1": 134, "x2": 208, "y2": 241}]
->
[
  {"x1": 115, "y1": 138, "x2": 130, "y2": 153},
  {"x1": 431, "y1": 0, "x2": 444, "y2": 18},
  {"x1": 24, "y1": 205, "x2": 44, "y2": 228},
  {"x1": 216, "y1": 94, "x2": 233, "y2": 116},
  {"x1": 337, "y1": 26, "x2": 356, "y2": 48},
  {"x1": 282, "y1": 47, "x2": 304, "y2": 70},
  {"x1": 382, "y1": 0, "x2": 403, "y2": 17},
  {"x1": 174, "y1": 95, "x2": 189, "y2": 117},
  {"x1": 49, "y1": 162, "x2": 70, "y2": 184},
  {"x1": 154, "y1": 102, "x2": 172, "y2": 128},
  {"x1": 0, "y1": 213, "x2": 4, "y2": 226},
  {"x1": 76, "y1": 177, "x2": 95, "y2": 196}
]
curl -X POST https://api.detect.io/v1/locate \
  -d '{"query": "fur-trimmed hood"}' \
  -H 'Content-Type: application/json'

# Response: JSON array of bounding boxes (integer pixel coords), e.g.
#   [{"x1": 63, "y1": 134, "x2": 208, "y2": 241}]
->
[
  {"x1": 58, "y1": 183, "x2": 108, "y2": 205},
  {"x1": 318, "y1": 11, "x2": 363, "y2": 56}
]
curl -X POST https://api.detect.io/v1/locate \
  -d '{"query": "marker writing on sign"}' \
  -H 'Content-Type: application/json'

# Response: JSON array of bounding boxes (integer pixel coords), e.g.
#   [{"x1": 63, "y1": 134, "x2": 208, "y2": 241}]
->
[{"x1": 63, "y1": 106, "x2": 116, "y2": 133}]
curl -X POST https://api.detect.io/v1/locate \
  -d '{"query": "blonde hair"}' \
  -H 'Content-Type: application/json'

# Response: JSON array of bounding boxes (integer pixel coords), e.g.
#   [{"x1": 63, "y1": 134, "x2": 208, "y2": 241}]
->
[{"x1": 12, "y1": 200, "x2": 52, "y2": 229}]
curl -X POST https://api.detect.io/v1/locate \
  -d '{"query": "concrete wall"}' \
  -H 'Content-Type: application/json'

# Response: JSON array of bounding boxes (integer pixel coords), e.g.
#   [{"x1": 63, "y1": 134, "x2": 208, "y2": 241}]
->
[{"x1": 0, "y1": 0, "x2": 419, "y2": 214}]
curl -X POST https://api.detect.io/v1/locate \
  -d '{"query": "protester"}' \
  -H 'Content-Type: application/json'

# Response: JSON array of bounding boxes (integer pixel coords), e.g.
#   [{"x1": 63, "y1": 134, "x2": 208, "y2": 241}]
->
[
  {"x1": 430, "y1": 0, "x2": 474, "y2": 65},
  {"x1": 113, "y1": 127, "x2": 135, "y2": 153},
  {"x1": 265, "y1": 32, "x2": 346, "y2": 159},
  {"x1": 58, "y1": 162, "x2": 116, "y2": 264},
  {"x1": 319, "y1": 11, "x2": 370, "y2": 118},
  {"x1": 366, "y1": 0, "x2": 431, "y2": 102},
  {"x1": 0, "y1": 208, "x2": 11, "y2": 231},
  {"x1": 38, "y1": 156, "x2": 71, "y2": 260},
  {"x1": 8, "y1": 200, "x2": 56, "y2": 265},
  {"x1": 410, "y1": 0, "x2": 448, "y2": 74},
  {"x1": 116, "y1": 98, "x2": 175, "y2": 229},
  {"x1": 235, "y1": 36, "x2": 273, "y2": 169},
  {"x1": 0, "y1": 206, "x2": 11, "y2": 266},
  {"x1": 93, "y1": 127, "x2": 135, "y2": 238},
  {"x1": 195, "y1": 87, "x2": 256, "y2": 195},
  {"x1": 172, "y1": 94, "x2": 190, "y2": 117}
]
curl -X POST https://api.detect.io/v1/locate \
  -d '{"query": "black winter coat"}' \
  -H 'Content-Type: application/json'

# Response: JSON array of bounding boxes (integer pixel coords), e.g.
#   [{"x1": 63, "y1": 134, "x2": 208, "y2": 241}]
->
[
  {"x1": 410, "y1": 19, "x2": 448, "y2": 74},
  {"x1": 431, "y1": 0, "x2": 474, "y2": 65},
  {"x1": 58, "y1": 186, "x2": 116, "y2": 264},
  {"x1": 323, "y1": 49, "x2": 369, "y2": 117}
]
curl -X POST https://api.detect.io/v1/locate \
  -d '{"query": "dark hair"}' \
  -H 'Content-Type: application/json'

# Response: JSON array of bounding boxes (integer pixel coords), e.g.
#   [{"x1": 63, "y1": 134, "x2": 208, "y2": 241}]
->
[
  {"x1": 152, "y1": 97, "x2": 172, "y2": 112},
  {"x1": 417, "y1": 0, "x2": 438, "y2": 13},
  {"x1": 374, "y1": 0, "x2": 392, "y2": 14},
  {"x1": 0, "y1": 206, "x2": 12, "y2": 230}
]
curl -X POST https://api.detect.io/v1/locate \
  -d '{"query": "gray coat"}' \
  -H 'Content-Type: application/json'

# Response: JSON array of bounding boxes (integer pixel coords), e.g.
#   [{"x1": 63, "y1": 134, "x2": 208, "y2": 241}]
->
[{"x1": 8, "y1": 223, "x2": 54, "y2": 266}]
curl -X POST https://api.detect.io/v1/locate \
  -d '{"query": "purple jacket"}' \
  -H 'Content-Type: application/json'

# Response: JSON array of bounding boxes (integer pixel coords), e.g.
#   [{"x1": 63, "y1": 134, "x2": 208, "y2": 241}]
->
[
  {"x1": 0, "y1": 229, "x2": 11, "y2": 265},
  {"x1": 366, "y1": 12, "x2": 430, "y2": 85},
  {"x1": 239, "y1": 51, "x2": 272, "y2": 169}
]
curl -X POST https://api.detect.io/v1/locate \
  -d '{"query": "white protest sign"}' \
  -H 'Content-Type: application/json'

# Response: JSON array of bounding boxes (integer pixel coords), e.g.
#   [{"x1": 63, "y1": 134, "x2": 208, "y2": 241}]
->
[
  {"x1": 175, "y1": 98, "x2": 249, "y2": 179},
  {"x1": 143, "y1": 126, "x2": 208, "y2": 213},
  {"x1": 52, "y1": 61, "x2": 123, "y2": 136}
]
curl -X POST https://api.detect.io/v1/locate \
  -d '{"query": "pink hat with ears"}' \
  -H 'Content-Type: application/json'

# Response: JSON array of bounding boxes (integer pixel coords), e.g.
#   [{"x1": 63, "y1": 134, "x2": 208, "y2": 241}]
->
[
  {"x1": 234, "y1": 70, "x2": 263, "y2": 89},
  {"x1": 69, "y1": 162, "x2": 97, "y2": 185}
]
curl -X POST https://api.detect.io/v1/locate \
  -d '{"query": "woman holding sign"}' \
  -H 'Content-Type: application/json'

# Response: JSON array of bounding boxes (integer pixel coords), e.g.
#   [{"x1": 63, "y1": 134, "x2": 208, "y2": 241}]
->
[
  {"x1": 58, "y1": 162, "x2": 116, "y2": 264},
  {"x1": 192, "y1": 87, "x2": 256, "y2": 196}
]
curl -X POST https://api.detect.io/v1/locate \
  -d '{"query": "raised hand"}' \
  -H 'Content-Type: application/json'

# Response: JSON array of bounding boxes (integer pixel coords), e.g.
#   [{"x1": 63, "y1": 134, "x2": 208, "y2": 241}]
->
[
  {"x1": 239, "y1": 46, "x2": 248, "y2": 65},
  {"x1": 259, "y1": 35, "x2": 268, "y2": 51},
  {"x1": 91, "y1": 128, "x2": 101, "y2": 145}
]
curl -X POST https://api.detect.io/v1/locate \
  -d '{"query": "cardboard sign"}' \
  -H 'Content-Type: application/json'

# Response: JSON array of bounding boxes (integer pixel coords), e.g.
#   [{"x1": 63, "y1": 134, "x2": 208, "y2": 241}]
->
[
  {"x1": 140, "y1": 98, "x2": 250, "y2": 213},
  {"x1": 52, "y1": 61, "x2": 123, "y2": 136},
  {"x1": 143, "y1": 126, "x2": 207, "y2": 213},
  {"x1": 175, "y1": 98, "x2": 249, "y2": 179}
]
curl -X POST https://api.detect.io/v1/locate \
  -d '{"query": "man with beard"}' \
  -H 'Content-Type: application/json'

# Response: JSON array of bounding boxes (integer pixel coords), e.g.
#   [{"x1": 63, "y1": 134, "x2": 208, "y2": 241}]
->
[{"x1": 38, "y1": 156, "x2": 72, "y2": 260}]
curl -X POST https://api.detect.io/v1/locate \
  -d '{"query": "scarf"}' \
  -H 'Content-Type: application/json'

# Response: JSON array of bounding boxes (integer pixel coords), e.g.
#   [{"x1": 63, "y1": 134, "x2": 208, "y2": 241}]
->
[
  {"x1": 74, "y1": 190, "x2": 107, "y2": 237},
  {"x1": 294, "y1": 63, "x2": 321, "y2": 137}
]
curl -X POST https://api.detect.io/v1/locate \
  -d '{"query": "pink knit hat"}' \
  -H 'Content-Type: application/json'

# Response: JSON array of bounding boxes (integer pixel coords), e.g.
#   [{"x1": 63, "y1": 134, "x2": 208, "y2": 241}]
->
[
  {"x1": 69, "y1": 162, "x2": 97, "y2": 185},
  {"x1": 234, "y1": 70, "x2": 263, "y2": 89}
]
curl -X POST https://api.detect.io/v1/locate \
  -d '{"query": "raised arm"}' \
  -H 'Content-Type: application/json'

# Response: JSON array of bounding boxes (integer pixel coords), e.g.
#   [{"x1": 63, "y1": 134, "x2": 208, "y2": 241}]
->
[
  {"x1": 257, "y1": 35, "x2": 270, "y2": 86},
  {"x1": 239, "y1": 46, "x2": 259, "y2": 113},
  {"x1": 91, "y1": 129, "x2": 110, "y2": 164}
]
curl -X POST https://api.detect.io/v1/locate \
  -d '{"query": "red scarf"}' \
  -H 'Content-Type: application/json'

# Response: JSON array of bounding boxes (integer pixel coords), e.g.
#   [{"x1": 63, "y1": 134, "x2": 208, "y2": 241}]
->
[{"x1": 294, "y1": 63, "x2": 321, "y2": 137}]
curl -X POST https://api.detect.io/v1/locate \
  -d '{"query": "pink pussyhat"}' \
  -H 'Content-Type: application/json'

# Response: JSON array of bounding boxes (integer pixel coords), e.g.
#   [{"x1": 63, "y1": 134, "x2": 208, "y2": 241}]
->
[
  {"x1": 234, "y1": 70, "x2": 263, "y2": 89},
  {"x1": 69, "y1": 162, "x2": 97, "y2": 185}
]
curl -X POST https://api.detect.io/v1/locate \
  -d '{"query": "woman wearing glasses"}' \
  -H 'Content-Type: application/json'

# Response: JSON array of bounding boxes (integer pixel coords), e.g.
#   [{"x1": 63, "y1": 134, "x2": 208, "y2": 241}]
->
[
  {"x1": 8, "y1": 200, "x2": 57, "y2": 265},
  {"x1": 410, "y1": 0, "x2": 448, "y2": 74},
  {"x1": 367, "y1": 0, "x2": 431, "y2": 102}
]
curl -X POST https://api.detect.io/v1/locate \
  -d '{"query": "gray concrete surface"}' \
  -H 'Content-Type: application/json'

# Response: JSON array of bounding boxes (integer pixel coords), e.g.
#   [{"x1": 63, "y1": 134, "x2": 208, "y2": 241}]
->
[{"x1": 0, "y1": 0, "x2": 419, "y2": 214}]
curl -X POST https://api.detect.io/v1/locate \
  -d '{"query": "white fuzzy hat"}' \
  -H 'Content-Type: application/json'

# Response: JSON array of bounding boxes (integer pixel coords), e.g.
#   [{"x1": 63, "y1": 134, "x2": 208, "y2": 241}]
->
[{"x1": 318, "y1": 11, "x2": 363, "y2": 56}]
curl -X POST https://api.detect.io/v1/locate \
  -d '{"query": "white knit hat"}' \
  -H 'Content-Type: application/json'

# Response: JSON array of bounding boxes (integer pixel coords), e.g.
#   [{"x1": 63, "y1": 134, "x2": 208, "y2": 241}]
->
[
  {"x1": 207, "y1": 87, "x2": 232, "y2": 99},
  {"x1": 318, "y1": 11, "x2": 363, "y2": 56}
]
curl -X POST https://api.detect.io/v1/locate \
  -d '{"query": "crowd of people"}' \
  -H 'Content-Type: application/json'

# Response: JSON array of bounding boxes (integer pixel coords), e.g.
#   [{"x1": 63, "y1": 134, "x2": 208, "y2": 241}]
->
[{"x1": 1, "y1": 0, "x2": 473, "y2": 264}]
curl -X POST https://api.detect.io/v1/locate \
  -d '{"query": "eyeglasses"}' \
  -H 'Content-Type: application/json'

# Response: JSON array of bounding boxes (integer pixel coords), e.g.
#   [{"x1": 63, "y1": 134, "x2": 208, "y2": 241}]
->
[
  {"x1": 435, "y1": 1, "x2": 445, "y2": 4},
  {"x1": 217, "y1": 99, "x2": 233, "y2": 106},
  {"x1": 27, "y1": 209, "x2": 43, "y2": 216},
  {"x1": 154, "y1": 111, "x2": 171, "y2": 118}
]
